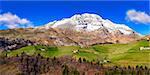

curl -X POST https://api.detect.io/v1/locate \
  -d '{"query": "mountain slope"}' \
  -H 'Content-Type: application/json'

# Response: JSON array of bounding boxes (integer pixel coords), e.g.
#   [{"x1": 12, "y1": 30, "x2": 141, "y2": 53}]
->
[
  {"x1": 37, "y1": 13, "x2": 141, "y2": 46},
  {"x1": 0, "y1": 13, "x2": 142, "y2": 46},
  {"x1": 142, "y1": 34, "x2": 150, "y2": 40}
]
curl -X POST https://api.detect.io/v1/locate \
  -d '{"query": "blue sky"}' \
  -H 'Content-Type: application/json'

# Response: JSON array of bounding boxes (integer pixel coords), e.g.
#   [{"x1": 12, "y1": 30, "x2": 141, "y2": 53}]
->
[{"x1": 0, "y1": 1, "x2": 149, "y2": 35}]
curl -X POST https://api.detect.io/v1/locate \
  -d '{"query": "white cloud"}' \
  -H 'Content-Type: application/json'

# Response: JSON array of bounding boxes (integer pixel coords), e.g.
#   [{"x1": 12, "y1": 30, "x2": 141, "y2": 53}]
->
[
  {"x1": 126, "y1": 9, "x2": 150, "y2": 24},
  {"x1": 0, "y1": 12, "x2": 34, "y2": 29}
]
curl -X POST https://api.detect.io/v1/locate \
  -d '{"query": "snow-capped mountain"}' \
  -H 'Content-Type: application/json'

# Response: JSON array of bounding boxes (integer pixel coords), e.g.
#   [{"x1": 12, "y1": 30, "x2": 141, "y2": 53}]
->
[
  {"x1": 0, "y1": 13, "x2": 143, "y2": 47},
  {"x1": 43, "y1": 13, "x2": 140, "y2": 35},
  {"x1": 33, "y1": 13, "x2": 142, "y2": 46}
]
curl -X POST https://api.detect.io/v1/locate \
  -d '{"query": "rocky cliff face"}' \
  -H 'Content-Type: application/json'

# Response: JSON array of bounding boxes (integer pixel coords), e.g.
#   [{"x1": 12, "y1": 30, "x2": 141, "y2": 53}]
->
[{"x1": 0, "y1": 13, "x2": 142, "y2": 47}]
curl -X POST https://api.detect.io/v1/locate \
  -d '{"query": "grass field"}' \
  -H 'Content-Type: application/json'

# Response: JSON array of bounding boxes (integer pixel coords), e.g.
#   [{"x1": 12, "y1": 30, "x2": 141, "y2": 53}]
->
[{"x1": 1, "y1": 40, "x2": 150, "y2": 67}]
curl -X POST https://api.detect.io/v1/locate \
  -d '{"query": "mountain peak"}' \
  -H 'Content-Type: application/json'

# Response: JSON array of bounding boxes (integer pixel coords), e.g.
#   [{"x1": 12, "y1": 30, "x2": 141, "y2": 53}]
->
[
  {"x1": 71, "y1": 13, "x2": 103, "y2": 21},
  {"x1": 41, "y1": 13, "x2": 140, "y2": 36}
]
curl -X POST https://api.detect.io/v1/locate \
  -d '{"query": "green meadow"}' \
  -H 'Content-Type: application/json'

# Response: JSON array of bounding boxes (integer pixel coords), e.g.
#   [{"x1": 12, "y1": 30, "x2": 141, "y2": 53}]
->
[{"x1": 1, "y1": 40, "x2": 150, "y2": 67}]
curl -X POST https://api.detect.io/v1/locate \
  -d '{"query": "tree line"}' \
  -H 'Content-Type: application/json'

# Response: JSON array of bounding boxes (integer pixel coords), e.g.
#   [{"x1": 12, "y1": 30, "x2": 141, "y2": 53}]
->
[{"x1": 0, "y1": 52, "x2": 150, "y2": 75}]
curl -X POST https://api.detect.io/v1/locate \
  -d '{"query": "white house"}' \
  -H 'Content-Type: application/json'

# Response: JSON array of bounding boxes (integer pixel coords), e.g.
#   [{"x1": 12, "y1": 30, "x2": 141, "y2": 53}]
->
[
  {"x1": 72, "y1": 50, "x2": 79, "y2": 53},
  {"x1": 140, "y1": 47, "x2": 150, "y2": 50}
]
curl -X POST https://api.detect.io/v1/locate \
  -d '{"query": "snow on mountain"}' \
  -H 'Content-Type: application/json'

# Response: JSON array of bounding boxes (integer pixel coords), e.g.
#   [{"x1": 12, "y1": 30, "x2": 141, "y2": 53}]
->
[{"x1": 43, "y1": 13, "x2": 140, "y2": 35}]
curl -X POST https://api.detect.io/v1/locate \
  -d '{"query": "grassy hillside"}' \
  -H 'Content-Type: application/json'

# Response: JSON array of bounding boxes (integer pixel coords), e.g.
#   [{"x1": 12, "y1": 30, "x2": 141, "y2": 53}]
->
[
  {"x1": 1, "y1": 40, "x2": 150, "y2": 67},
  {"x1": 110, "y1": 40, "x2": 150, "y2": 66}
]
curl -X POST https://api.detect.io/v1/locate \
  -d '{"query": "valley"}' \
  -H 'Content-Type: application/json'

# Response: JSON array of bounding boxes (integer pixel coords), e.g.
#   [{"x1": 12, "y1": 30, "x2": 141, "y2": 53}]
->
[
  {"x1": 1, "y1": 40, "x2": 149, "y2": 67},
  {"x1": 0, "y1": 38, "x2": 150, "y2": 75}
]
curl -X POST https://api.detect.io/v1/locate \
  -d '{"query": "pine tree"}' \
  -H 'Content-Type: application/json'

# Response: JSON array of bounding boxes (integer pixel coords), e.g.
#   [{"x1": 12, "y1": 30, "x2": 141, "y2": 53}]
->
[
  {"x1": 73, "y1": 69, "x2": 80, "y2": 75},
  {"x1": 83, "y1": 58, "x2": 86, "y2": 62},
  {"x1": 63, "y1": 65, "x2": 69, "y2": 75},
  {"x1": 78, "y1": 58, "x2": 82, "y2": 63}
]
